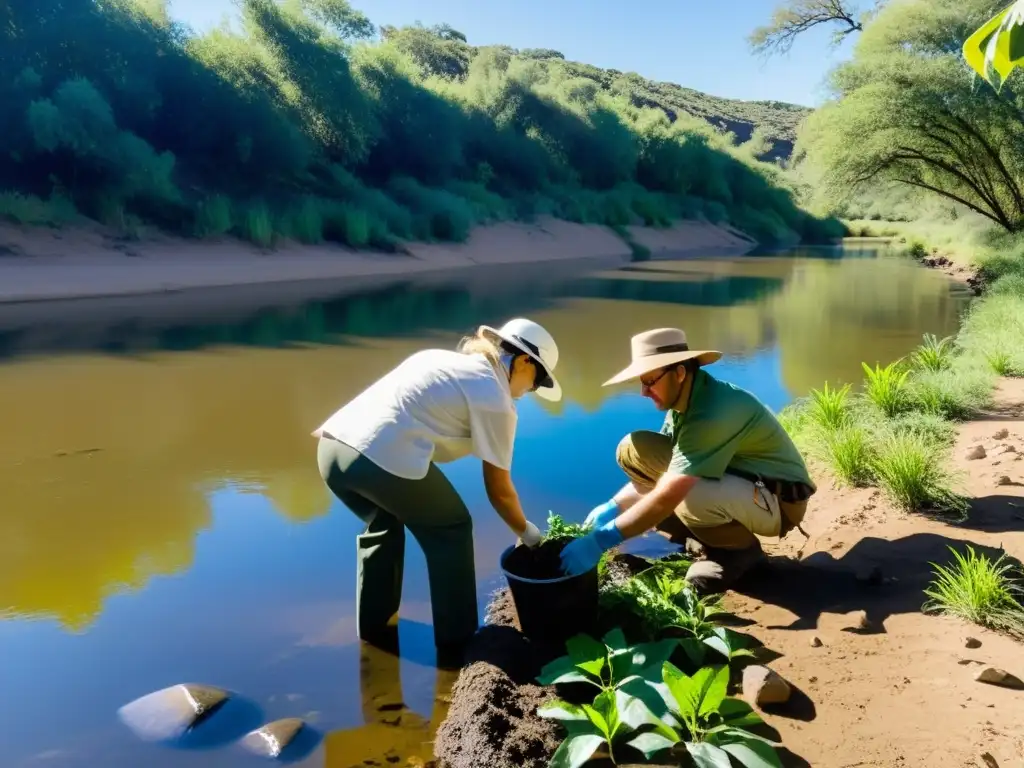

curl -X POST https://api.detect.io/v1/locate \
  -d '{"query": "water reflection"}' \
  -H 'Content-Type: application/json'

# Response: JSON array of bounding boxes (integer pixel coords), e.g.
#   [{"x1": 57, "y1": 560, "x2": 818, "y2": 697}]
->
[{"x1": 0, "y1": 246, "x2": 968, "y2": 767}]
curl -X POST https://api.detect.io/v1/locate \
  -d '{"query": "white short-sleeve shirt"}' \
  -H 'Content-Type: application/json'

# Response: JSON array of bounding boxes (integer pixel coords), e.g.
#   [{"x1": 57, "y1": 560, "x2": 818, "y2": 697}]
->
[{"x1": 316, "y1": 349, "x2": 518, "y2": 480}]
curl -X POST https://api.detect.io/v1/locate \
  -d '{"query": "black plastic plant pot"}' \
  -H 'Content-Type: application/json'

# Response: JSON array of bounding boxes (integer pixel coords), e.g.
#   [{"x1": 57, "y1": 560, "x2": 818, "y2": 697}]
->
[{"x1": 499, "y1": 539, "x2": 599, "y2": 648}]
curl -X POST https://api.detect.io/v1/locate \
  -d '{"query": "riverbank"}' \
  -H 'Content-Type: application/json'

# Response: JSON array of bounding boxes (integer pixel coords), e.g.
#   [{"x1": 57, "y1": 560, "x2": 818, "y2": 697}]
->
[
  {"x1": 0, "y1": 216, "x2": 753, "y2": 315},
  {"x1": 433, "y1": 248, "x2": 1024, "y2": 768}
]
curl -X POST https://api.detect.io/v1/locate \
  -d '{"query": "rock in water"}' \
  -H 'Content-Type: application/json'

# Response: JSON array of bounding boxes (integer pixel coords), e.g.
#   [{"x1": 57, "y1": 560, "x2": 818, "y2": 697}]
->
[
  {"x1": 974, "y1": 667, "x2": 1024, "y2": 690},
  {"x1": 966, "y1": 445, "x2": 987, "y2": 461},
  {"x1": 742, "y1": 665, "x2": 791, "y2": 706},
  {"x1": 118, "y1": 684, "x2": 229, "y2": 741},
  {"x1": 242, "y1": 718, "x2": 305, "y2": 758}
]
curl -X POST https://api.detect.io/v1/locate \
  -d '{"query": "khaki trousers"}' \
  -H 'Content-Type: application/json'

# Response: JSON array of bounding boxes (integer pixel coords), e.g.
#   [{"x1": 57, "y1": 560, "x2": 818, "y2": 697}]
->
[{"x1": 616, "y1": 430, "x2": 783, "y2": 549}]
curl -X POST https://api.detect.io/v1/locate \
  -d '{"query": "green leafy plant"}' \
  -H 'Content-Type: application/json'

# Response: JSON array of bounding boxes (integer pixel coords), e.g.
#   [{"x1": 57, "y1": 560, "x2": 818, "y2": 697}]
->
[
  {"x1": 911, "y1": 333, "x2": 955, "y2": 372},
  {"x1": 862, "y1": 360, "x2": 910, "y2": 417},
  {"x1": 536, "y1": 629, "x2": 681, "y2": 767},
  {"x1": 627, "y1": 663, "x2": 783, "y2": 767},
  {"x1": 924, "y1": 545, "x2": 1024, "y2": 639},
  {"x1": 807, "y1": 381, "x2": 852, "y2": 432},
  {"x1": 544, "y1": 512, "x2": 591, "y2": 541}
]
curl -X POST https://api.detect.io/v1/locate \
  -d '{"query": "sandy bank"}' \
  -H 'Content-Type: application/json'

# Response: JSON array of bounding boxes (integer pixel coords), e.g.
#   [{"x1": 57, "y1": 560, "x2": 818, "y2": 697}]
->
[{"x1": 0, "y1": 217, "x2": 754, "y2": 305}]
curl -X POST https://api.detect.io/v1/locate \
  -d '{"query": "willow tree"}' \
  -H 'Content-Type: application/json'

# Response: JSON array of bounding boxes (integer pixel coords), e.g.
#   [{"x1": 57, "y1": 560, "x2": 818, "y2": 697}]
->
[{"x1": 795, "y1": 0, "x2": 1024, "y2": 232}]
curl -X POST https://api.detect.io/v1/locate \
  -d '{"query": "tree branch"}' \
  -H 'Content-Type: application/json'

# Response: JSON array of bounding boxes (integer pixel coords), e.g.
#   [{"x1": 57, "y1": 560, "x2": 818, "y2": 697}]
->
[{"x1": 748, "y1": 0, "x2": 864, "y2": 57}]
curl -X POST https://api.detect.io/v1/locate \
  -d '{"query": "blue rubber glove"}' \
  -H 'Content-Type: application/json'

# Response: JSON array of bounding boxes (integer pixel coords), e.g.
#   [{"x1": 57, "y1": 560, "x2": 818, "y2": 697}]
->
[
  {"x1": 560, "y1": 520, "x2": 624, "y2": 576},
  {"x1": 583, "y1": 499, "x2": 620, "y2": 530}
]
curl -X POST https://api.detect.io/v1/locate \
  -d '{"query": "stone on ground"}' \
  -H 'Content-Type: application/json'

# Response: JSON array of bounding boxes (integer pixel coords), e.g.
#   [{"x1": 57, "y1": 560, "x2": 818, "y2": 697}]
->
[
  {"x1": 241, "y1": 717, "x2": 305, "y2": 758},
  {"x1": 742, "y1": 665, "x2": 792, "y2": 706},
  {"x1": 966, "y1": 445, "x2": 987, "y2": 460},
  {"x1": 992, "y1": 428, "x2": 1009, "y2": 440},
  {"x1": 974, "y1": 667, "x2": 1024, "y2": 690},
  {"x1": 118, "y1": 683, "x2": 229, "y2": 741},
  {"x1": 964, "y1": 637, "x2": 982, "y2": 649}
]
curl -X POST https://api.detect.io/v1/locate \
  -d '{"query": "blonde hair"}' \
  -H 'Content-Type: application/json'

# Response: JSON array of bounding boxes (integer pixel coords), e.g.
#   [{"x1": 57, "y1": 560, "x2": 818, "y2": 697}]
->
[{"x1": 457, "y1": 327, "x2": 505, "y2": 369}]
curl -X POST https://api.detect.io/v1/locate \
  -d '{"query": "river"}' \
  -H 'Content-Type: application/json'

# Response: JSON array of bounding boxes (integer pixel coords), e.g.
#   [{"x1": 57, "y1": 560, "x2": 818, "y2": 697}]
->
[{"x1": 0, "y1": 244, "x2": 970, "y2": 767}]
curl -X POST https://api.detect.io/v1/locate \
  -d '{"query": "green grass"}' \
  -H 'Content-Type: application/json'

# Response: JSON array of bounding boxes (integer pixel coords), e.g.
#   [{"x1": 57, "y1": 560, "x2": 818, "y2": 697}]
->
[
  {"x1": 816, "y1": 424, "x2": 874, "y2": 487},
  {"x1": 923, "y1": 545, "x2": 1024, "y2": 639},
  {"x1": 807, "y1": 381, "x2": 853, "y2": 432},
  {"x1": 862, "y1": 360, "x2": 911, "y2": 418},
  {"x1": 0, "y1": 191, "x2": 78, "y2": 226},
  {"x1": 870, "y1": 432, "x2": 968, "y2": 517},
  {"x1": 910, "y1": 333, "x2": 955, "y2": 372}
]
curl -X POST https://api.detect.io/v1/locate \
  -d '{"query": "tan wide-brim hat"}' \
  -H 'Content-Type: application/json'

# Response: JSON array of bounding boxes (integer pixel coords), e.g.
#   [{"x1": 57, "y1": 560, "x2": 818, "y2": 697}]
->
[{"x1": 602, "y1": 327, "x2": 722, "y2": 387}]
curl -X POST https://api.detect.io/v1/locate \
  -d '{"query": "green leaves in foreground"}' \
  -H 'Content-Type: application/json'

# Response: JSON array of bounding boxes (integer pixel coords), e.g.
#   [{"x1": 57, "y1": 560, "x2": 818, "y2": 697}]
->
[
  {"x1": 537, "y1": 631, "x2": 781, "y2": 768},
  {"x1": 963, "y1": 0, "x2": 1024, "y2": 91}
]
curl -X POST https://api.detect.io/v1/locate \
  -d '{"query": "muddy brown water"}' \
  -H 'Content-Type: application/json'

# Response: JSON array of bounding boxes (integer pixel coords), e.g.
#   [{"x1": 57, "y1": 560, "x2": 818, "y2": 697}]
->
[{"x1": 0, "y1": 245, "x2": 970, "y2": 767}]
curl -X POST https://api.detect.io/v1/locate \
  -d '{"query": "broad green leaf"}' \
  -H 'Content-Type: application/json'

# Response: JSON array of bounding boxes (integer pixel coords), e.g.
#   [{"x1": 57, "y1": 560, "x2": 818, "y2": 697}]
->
[
  {"x1": 626, "y1": 731, "x2": 677, "y2": 760},
  {"x1": 722, "y1": 738, "x2": 785, "y2": 768},
  {"x1": 594, "y1": 689, "x2": 622, "y2": 740},
  {"x1": 963, "y1": 6, "x2": 1009, "y2": 82},
  {"x1": 550, "y1": 733, "x2": 606, "y2": 768},
  {"x1": 602, "y1": 627, "x2": 628, "y2": 651},
  {"x1": 692, "y1": 665, "x2": 729, "y2": 718},
  {"x1": 566, "y1": 634, "x2": 607, "y2": 679},
  {"x1": 537, "y1": 700, "x2": 588, "y2": 722},
  {"x1": 537, "y1": 656, "x2": 595, "y2": 686},
  {"x1": 662, "y1": 662, "x2": 697, "y2": 719},
  {"x1": 686, "y1": 741, "x2": 734, "y2": 768},
  {"x1": 631, "y1": 638, "x2": 679, "y2": 671},
  {"x1": 618, "y1": 677, "x2": 670, "y2": 720},
  {"x1": 614, "y1": 686, "x2": 661, "y2": 731},
  {"x1": 706, "y1": 725, "x2": 779, "y2": 747},
  {"x1": 719, "y1": 698, "x2": 765, "y2": 729},
  {"x1": 702, "y1": 627, "x2": 755, "y2": 661},
  {"x1": 678, "y1": 637, "x2": 707, "y2": 668},
  {"x1": 582, "y1": 702, "x2": 610, "y2": 740}
]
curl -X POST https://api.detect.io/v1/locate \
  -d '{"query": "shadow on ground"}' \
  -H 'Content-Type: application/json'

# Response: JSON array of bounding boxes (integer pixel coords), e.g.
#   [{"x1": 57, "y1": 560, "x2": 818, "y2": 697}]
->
[{"x1": 732, "y1": 532, "x2": 1018, "y2": 634}]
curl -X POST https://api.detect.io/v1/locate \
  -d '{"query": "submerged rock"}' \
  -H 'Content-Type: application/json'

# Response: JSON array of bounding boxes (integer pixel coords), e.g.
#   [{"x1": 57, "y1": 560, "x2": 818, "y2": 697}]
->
[
  {"x1": 241, "y1": 718, "x2": 305, "y2": 759},
  {"x1": 742, "y1": 665, "x2": 792, "y2": 706},
  {"x1": 118, "y1": 683, "x2": 229, "y2": 741}
]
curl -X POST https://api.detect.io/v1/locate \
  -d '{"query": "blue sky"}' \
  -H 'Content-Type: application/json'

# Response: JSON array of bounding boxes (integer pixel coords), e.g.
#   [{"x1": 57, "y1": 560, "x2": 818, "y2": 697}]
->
[{"x1": 167, "y1": 0, "x2": 856, "y2": 107}]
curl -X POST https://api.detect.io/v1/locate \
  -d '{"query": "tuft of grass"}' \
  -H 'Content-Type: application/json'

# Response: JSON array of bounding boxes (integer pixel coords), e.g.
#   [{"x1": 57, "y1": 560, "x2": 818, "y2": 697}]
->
[
  {"x1": 870, "y1": 432, "x2": 968, "y2": 517},
  {"x1": 862, "y1": 360, "x2": 910, "y2": 417},
  {"x1": 0, "y1": 191, "x2": 77, "y2": 226},
  {"x1": 238, "y1": 201, "x2": 274, "y2": 248},
  {"x1": 887, "y1": 411, "x2": 958, "y2": 448},
  {"x1": 817, "y1": 424, "x2": 874, "y2": 487},
  {"x1": 986, "y1": 350, "x2": 1015, "y2": 376},
  {"x1": 923, "y1": 545, "x2": 1024, "y2": 639},
  {"x1": 910, "y1": 333, "x2": 954, "y2": 372},
  {"x1": 287, "y1": 197, "x2": 324, "y2": 244},
  {"x1": 807, "y1": 381, "x2": 852, "y2": 432},
  {"x1": 193, "y1": 195, "x2": 232, "y2": 238},
  {"x1": 907, "y1": 368, "x2": 994, "y2": 421}
]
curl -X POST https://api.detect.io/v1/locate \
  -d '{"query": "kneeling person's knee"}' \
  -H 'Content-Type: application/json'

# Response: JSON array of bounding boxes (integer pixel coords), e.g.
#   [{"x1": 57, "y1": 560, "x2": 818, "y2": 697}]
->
[{"x1": 615, "y1": 430, "x2": 672, "y2": 489}]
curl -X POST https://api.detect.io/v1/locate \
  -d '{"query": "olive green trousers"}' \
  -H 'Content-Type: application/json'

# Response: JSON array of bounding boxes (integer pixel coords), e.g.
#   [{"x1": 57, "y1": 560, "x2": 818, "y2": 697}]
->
[{"x1": 316, "y1": 435, "x2": 479, "y2": 649}]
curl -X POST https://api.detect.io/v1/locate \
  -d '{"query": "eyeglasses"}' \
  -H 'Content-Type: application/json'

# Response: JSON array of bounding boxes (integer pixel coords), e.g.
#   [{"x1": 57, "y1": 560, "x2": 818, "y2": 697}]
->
[{"x1": 639, "y1": 367, "x2": 671, "y2": 390}]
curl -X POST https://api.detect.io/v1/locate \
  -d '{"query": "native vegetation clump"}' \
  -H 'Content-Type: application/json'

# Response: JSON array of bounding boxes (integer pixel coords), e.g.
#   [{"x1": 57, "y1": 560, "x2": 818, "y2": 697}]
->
[{"x1": 924, "y1": 545, "x2": 1024, "y2": 640}]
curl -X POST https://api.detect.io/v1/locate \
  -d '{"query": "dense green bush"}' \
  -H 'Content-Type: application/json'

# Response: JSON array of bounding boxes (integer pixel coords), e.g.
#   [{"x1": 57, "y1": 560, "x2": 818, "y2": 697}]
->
[{"x1": 0, "y1": 0, "x2": 840, "y2": 247}]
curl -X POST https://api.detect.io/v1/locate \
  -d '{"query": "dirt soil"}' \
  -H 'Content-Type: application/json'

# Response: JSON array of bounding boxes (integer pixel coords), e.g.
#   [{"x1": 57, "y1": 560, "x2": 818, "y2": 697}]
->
[
  {"x1": 435, "y1": 379, "x2": 1024, "y2": 768},
  {"x1": 503, "y1": 538, "x2": 572, "y2": 580}
]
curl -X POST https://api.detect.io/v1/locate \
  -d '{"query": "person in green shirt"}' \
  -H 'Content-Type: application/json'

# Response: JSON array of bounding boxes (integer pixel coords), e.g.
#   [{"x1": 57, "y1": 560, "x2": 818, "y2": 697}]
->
[{"x1": 560, "y1": 327, "x2": 817, "y2": 594}]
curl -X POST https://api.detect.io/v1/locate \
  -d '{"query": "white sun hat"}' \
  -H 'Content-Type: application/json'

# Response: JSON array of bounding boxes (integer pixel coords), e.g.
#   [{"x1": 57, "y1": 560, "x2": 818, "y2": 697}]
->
[{"x1": 480, "y1": 317, "x2": 562, "y2": 402}]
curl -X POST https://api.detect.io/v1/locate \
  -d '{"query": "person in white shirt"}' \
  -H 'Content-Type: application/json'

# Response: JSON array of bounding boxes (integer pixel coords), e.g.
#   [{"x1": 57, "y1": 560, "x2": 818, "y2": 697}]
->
[{"x1": 313, "y1": 317, "x2": 562, "y2": 665}]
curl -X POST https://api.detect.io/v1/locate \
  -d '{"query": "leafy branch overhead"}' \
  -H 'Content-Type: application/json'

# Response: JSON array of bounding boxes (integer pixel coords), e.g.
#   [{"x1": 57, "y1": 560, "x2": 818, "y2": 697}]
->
[{"x1": 748, "y1": 0, "x2": 874, "y2": 57}]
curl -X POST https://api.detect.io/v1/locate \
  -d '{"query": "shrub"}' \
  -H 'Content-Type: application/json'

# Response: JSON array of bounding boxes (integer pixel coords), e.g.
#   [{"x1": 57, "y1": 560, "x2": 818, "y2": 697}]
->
[{"x1": 923, "y1": 545, "x2": 1024, "y2": 639}]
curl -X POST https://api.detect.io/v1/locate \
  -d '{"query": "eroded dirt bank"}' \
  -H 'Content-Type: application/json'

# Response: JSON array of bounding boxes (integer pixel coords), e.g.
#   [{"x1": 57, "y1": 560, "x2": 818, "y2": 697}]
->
[
  {"x1": 435, "y1": 379, "x2": 1024, "y2": 768},
  {"x1": 0, "y1": 217, "x2": 755, "y2": 305}
]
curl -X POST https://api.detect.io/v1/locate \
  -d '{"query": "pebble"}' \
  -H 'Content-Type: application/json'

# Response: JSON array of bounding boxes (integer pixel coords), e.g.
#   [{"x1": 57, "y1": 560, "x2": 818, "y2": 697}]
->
[
  {"x1": 993, "y1": 428, "x2": 1009, "y2": 440},
  {"x1": 742, "y1": 665, "x2": 792, "y2": 706},
  {"x1": 975, "y1": 667, "x2": 1024, "y2": 690},
  {"x1": 1001, "y1": 444, "x2": 1017, "y2": 454},
  {"x1": 977, "y1": 752, "x2": 999, "y2": 768},
  {"x1": 810, "y1": 635, "x2": 823, "y2": 648},
  {"x1": 965, "y1": 637, "x2": 982, "y2": 649},
  {"x1": 967, "y1": 445, "x2": 988, "y2": 460},
  {"x1": 996, "y1": 476, "x2": 1013, "y2": 486},
  {"x1": 242, "y1": 718, "x2": 305, "y2": 759},
  {"x1": 118, "y1": 683, "x2": 229, "y2": 742}
]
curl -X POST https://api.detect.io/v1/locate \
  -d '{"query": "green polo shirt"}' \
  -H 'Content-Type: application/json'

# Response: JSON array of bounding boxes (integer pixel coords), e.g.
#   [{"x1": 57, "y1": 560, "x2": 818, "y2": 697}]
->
[{"x1": 660, "y1": 369, "x2": 815, "y2": 489}]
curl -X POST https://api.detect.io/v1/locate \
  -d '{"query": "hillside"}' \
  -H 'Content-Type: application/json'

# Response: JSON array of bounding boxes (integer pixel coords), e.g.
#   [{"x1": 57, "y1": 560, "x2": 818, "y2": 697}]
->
[
  {"x1": 0, "y1": 1, "x2": 838, "y2": 252},
  {"x1": 380, "y1": 25, "x2": 811, "y2": 162}
]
